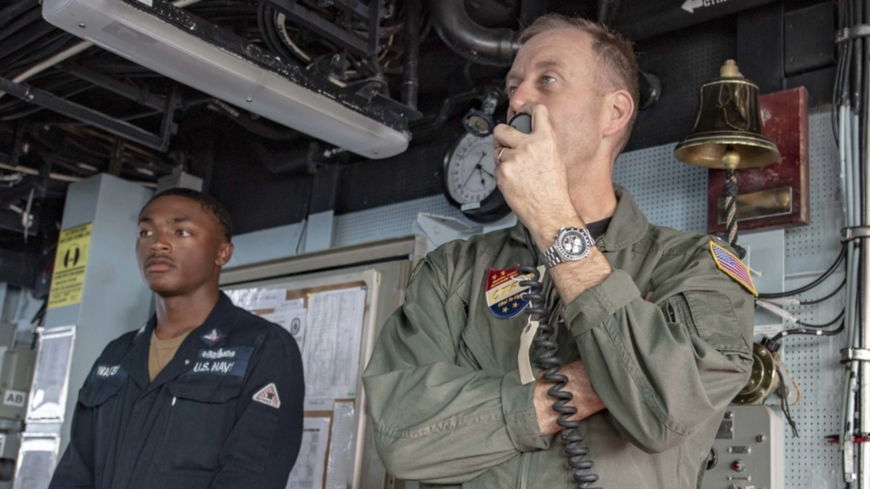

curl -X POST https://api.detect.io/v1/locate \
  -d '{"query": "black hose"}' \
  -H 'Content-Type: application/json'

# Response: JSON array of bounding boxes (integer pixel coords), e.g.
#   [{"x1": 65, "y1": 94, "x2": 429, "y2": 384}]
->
[
  {"x1": 520, "y1": 226, "x2": 600, "y2": 489},
  {"x1": 0, "y1": 22, "x2": 57, "y2": 62},
  {"x1": 796, "y1": 309, "x2": 846, "y2": 329},
  {"x1": 401, "y1": 0, "x2": 420, "y2": 110},
  {"x1": 757, "y1": 245, "x2": 846, "y2": 299},
  {"x1": 801, "y1": 279, "x2": 846, "y2": 305},
  {"x1": 0, "y1": 8, "x2": 42, "y2": 44},
  {"x1": 769, "y1": 318, "x2": 845, "y2": 344},
  {"x1": 0, "y1": 1, "x2": 39, "y2": 30}
]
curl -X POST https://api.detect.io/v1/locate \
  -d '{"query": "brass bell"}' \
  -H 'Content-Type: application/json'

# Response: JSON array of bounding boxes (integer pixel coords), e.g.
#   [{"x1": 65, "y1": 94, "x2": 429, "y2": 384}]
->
[
  {"x1": 674, "y1": 60, "x2": 781, "y2": 258},
  {"x1": 674, "y1": 60, "x2": 781, "y2": 170}
]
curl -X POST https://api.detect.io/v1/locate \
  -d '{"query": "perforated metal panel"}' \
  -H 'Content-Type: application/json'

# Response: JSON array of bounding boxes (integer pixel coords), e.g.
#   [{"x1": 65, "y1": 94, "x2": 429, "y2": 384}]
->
[
  {"x1": 330, "y1": 111, "x2": 844, "y2": 488},
  {"x1": 778, "y1": 110, "x2": 846, "y2": 489},
  {"x1": 613, "y1": 142, "x2": 709, "y2": 232}
]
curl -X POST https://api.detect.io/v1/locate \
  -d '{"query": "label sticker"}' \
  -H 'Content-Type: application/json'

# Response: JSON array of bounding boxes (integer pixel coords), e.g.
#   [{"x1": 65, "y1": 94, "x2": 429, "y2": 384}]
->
[
  {"x1": 48, "y1": 223, "x2": 93, "y2": 309},
  {"x1": 3, "y1": 390, "x2": 26, "y2": 408}
]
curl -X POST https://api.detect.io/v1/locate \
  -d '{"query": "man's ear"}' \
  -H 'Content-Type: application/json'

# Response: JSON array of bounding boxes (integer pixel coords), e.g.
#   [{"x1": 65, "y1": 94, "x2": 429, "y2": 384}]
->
[
  {"x1": 216, "y1": 242, "x2": 234, "y2": 268},
  {"x1": 601, "y1": 89, "x2": 634, "y2": 139}
]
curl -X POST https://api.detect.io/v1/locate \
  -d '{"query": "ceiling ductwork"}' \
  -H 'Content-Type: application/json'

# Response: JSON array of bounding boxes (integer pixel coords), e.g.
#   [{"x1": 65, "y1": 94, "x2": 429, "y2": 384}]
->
[
  {"x1": 427, "y1": 0, "x2": 519, "y2": 67},
  {"x1": 41, "y1": 0, "x2": 410, "y2": 159}
]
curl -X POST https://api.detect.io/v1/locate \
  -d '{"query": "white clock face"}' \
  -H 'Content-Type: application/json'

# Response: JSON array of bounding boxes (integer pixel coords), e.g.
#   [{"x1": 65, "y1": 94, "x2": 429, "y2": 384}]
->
[{"x1": 445, "y1": 133, "x2": 498, "y2": 205}]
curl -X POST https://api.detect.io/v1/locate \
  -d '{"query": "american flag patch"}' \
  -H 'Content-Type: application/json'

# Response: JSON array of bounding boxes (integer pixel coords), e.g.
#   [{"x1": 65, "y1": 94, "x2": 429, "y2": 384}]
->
[{"x1": 710, "y1": 241, "x2": 758, "y2": 296}]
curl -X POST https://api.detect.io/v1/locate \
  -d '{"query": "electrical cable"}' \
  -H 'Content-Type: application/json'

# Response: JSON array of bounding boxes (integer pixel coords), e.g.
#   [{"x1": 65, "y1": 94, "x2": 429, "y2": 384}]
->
[
  {"x1": 519, "y1": 226, "x2": 599, "y2": 489},
  {"x1": 800, "y1": 279, "x2": 846, "y2": 305},
  {"x1": 795, "y1": 309, "x2": 846, "y2": 329},
  {"x1": 757, "y1": 244, "x2": 846, "y2": 299},
  {"x1": 510, "y1": 110, "x2": 598, "y2": 488},
  {"x1": 769, "y1": 318, "x2": 846, "y2": 344}
]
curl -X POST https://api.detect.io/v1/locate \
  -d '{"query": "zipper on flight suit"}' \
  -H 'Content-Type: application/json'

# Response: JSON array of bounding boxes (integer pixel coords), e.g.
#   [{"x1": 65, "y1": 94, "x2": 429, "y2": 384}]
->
[
  {"x1": 515, "y1": 451, "x2": 531, "y2": 489},
  {"x1": 666, "y1": 302, "x2": 677, "y2": 323}
]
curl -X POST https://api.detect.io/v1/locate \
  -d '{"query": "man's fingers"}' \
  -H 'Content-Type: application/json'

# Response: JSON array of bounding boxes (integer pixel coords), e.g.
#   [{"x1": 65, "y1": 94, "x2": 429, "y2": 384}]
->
[
  {"x1": 530, "y1": 104, "x2": 554, "y2": 136},
  {"x1": 493, "y1": 123, "x2": 525, "y2": 149}
]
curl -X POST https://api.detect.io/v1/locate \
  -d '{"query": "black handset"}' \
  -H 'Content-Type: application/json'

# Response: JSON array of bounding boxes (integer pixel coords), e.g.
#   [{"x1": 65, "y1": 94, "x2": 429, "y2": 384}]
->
[{"x1": 510, "y1": 113, "x2": 600, "y2": 489}]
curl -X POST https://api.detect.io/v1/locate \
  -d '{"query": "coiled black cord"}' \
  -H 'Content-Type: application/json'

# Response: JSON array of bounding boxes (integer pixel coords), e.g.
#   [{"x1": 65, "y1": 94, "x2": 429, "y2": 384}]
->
[{"x1": 520, "y1": 226, "x2": 600, "y2": 489}]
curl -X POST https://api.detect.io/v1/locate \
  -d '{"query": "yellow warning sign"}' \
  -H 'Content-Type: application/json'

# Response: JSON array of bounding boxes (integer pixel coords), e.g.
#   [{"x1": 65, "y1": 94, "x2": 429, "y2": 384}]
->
[{"x1": 48, "y1": 223, "x2": 93, "y2": 309}]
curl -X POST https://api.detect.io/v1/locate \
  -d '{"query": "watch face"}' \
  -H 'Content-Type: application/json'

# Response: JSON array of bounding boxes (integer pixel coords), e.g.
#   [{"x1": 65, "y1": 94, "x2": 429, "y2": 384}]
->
[
  {"x1": 443, "y1": 133, "x2": 498, "y2": 206},
  {"x1": 557, "y1": 229, "x2": 590, "y2": 259}
]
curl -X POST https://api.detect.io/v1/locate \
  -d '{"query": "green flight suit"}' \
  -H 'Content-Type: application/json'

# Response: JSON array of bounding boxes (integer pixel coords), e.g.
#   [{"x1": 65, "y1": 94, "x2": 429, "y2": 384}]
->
[{"x1": 362, "y1": 186, "x2": 754, "y2": 489}]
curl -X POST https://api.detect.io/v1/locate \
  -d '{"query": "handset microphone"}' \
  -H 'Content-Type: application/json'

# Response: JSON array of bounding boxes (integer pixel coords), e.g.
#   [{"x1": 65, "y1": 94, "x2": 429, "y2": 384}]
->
[
  {"x1": 509, "y1": 113, "x2": 532, "y2": 135},
  {"x1": 510, "y1": 111, "x2": 601, "y2": 489}
]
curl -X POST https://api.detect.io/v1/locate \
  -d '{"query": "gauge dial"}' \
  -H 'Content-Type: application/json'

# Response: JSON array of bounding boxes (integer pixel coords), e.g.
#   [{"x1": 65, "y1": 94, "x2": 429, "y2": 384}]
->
[{"x1": 443, "y1": 133, "x2": 498, "y2": 206}]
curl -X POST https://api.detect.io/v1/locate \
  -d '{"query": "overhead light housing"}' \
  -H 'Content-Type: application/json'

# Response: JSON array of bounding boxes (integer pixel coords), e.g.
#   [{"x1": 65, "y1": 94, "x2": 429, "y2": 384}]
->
[{"x1": 42, "y1": 0, "x2": 410, "y2": 159}]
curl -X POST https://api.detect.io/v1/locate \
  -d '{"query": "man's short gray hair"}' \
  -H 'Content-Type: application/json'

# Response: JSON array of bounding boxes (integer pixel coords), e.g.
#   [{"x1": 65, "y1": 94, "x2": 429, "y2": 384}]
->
[{"x1": 519, "y1": 15, "x2": 639, "y2": 153}]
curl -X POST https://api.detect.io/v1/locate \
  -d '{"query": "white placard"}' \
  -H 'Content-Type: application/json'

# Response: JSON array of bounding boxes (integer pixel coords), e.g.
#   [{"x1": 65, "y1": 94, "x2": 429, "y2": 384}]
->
[
  {"x1": 285, "y1": 417, "x2": 330, "y2": 489},
  {"x1": 14, "y1": 434, "x2": 60, "y2": 489},
  {"x1": 302, "y1": 288, "x2": 366, "y2": 401},
  {"x1": 27, "y1": 326, "x2": 75, "y2": 423}
]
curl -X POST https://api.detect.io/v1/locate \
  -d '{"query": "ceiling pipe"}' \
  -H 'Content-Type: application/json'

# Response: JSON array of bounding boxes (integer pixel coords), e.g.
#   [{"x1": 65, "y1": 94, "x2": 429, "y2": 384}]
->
[{"x1": 426, "y1": 0, "x2": 519, "y2": 67}]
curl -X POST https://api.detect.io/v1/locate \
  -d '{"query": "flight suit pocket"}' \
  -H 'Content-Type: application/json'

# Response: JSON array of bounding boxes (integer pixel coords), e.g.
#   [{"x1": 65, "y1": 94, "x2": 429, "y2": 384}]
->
[
  {"x1": 156, "y1": 378, "x2": 242, "y2": 473},
  {"x1": 680, "y1": 291, "x2": 751, "y2": 357},
  {"x1": 78, "y1": 379, "x2": 125, "y2": 476}
]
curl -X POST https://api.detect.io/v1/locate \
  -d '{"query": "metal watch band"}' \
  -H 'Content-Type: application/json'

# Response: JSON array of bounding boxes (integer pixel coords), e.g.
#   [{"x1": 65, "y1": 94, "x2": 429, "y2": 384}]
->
[{"x1": 541, "y1": 227, "x2": 594, "y2": 268}]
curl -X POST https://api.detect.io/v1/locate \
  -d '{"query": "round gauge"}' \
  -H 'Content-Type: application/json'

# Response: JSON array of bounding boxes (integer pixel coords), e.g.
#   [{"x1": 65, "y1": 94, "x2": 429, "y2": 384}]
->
[
  {"x1": 442, "y1": 132, "x2": 511, "y2": 223},
  {"x1": 444, "y1": 133, "x2": 498, "y2": 205}
]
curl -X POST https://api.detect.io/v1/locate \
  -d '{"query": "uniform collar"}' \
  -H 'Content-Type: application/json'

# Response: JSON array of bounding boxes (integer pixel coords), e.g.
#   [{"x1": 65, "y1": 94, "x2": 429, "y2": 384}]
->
[
  {"x1": 509, "y1": 185, "x2": 649, "y2": 252},
  {"x1": 123, "y1": 292, "x2": 237, "y2": 390}
]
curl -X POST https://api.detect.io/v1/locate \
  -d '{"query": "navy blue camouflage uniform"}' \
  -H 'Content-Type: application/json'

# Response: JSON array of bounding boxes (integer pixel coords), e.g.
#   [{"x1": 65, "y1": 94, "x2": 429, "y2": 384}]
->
[{"x1": 49, "y1": 293, "x2": 304, "y2": 489}]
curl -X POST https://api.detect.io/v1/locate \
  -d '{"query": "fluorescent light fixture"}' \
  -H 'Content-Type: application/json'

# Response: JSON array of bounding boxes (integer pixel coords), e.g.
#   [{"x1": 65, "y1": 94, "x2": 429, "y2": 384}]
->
[{"x1": 42, "y1": 0, "x2": 410, "y2": 159}]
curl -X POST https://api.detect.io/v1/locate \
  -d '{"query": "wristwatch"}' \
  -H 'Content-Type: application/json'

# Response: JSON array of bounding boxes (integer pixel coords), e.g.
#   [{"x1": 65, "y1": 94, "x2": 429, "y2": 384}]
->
[{"x1": 540, "y1": 227, "x2": 595, "y2": 268}]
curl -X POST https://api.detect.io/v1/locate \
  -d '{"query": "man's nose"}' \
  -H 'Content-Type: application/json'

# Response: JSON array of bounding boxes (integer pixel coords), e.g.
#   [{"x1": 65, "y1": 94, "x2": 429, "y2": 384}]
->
[
  {"x1": 150, "y1": 234, "x2": 170, "y2": 252},
  {"x1": 508, "y1": 83, "x2": 535, "y2": 118}
]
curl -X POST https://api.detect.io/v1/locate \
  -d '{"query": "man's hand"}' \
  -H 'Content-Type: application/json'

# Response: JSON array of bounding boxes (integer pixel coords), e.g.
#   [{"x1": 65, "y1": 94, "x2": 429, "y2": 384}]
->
[
  {"x1": 493, "y1": 103, "x2": 583, "y2": 249},
  {"x1": 534, "y1": 360, "x2": 606, "y2": 436}
]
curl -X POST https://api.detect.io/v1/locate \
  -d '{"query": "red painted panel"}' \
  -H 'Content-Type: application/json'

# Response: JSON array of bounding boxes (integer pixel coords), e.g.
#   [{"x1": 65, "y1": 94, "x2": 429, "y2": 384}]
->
[{"x1": 707, "y1": 87, "x2": 810, "y2": 234}]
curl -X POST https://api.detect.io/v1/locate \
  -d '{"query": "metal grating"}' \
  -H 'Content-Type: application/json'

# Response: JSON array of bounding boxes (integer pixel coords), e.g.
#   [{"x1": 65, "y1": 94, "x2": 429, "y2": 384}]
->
[{"x1": 330, "y1": 112, "x2": 844, "y2": 488}]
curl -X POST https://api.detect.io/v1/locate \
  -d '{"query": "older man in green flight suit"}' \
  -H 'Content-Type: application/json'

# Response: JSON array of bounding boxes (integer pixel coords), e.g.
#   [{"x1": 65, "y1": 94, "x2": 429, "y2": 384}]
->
[{"x1": 363, "y1": 14, "x2": 755, "y2": 489}]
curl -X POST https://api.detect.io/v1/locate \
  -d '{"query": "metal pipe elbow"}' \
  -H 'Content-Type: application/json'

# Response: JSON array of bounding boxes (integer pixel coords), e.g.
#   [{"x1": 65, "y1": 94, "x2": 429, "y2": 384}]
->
[{"x1": 426, "y1": 0, "x2": 519, "y2": 67}]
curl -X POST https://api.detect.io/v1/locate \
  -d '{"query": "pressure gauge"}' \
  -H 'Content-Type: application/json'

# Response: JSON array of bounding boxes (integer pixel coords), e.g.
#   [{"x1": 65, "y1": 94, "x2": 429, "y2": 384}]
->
[{"x1": 442, "y1": 132, "x2": 511, "y2": 223}]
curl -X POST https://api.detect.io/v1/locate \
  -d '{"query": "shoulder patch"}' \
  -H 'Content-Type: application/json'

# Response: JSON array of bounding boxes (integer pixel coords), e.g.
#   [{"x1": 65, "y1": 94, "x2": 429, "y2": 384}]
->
[
  {"x1": 253, "y1": 383, "x2": 281, "y2": 409},
  {"x1": 710, "y1": 241, "x2": 758, "y2": 296}
]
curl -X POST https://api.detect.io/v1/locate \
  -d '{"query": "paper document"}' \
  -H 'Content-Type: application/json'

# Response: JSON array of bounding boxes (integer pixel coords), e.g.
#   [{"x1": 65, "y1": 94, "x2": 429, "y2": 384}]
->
[
  {"x1": 302, "y1": 288, "x2": 366, "y2": 401},
  {"x1": 262, "y1": 303, "x2": 307, "y2": 352},
  {"x1": 226, "y1": 288, "x2": 285, "y2": 311},
  {"x1": 325, "y1": 402, "x2": 356, "y2": 489},
  {"x1": 285, "y1": 417, "x2": 330, "y2": 489}
]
